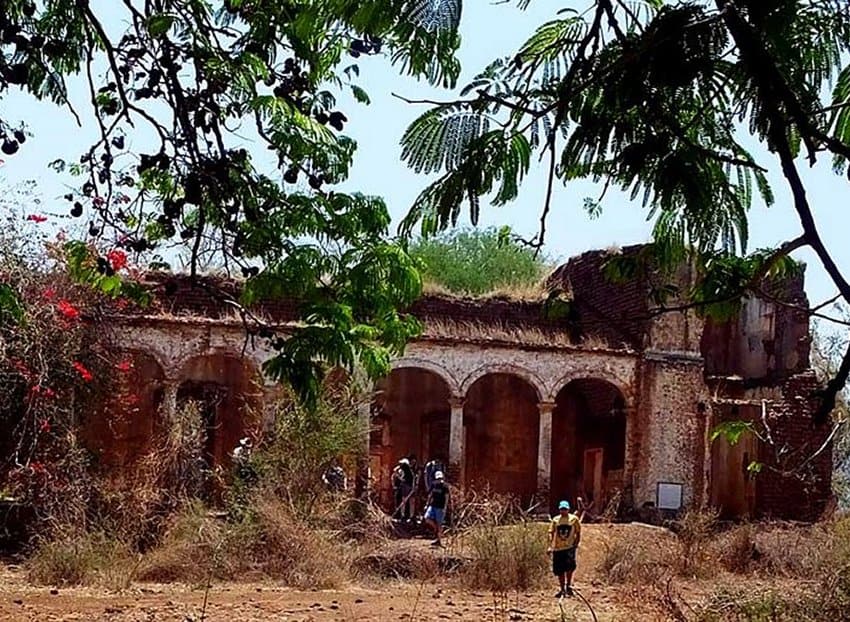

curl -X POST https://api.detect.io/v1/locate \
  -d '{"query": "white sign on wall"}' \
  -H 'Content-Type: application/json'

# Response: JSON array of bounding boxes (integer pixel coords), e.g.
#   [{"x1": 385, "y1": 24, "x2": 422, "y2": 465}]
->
[{"x1": 657, "y1": 482, "x2": 683, "y2": 510}]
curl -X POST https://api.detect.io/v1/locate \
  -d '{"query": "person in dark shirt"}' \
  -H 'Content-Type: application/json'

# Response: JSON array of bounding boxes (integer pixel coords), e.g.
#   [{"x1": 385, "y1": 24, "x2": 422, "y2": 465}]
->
[
  {"x1": 424, "y1": 471, "x2": 449, "y2": 547},
  {"x1": 392, "y1": 458, "x2": 415, "y2": 520}
]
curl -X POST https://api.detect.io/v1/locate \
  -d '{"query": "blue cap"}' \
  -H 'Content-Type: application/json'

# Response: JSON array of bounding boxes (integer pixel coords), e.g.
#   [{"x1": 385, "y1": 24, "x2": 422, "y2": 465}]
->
[{"x1": 558, "y1": 500, "x2": 570, "y2": 510}]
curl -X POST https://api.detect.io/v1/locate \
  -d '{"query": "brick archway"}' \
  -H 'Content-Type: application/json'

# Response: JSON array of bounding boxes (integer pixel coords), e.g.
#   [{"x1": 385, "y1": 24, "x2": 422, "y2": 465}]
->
[
  {"x1": 460, "y1": 363, "x2": 545, "y2": 402},
  {"x1": 175, "y1": 350, "x2": 262, "y2": 468},
  {"x1": 371, "y1": 367, "x2": 452, "y2": 513},
  {"x1": 550, "y1": 378, "x2": 628, "y2": 514},
  {"x1": 463, "y1": 372, "x2": 540, "y2": 504}
]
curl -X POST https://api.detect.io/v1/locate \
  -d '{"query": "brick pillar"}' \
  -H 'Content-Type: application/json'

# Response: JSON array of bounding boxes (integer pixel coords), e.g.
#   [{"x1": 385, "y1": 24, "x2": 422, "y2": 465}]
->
[
  {"x1": 537, "y1": 401, "x2": 556, "y2": 502},
  {"x1": 448, "y1": 395, "x2": 465, "y2": 486}
]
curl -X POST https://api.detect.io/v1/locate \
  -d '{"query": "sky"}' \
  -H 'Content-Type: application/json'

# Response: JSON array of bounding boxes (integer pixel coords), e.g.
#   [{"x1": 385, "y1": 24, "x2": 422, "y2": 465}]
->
[{"x1": 1, "y1": 1, "x2": 849, "y2": 323}]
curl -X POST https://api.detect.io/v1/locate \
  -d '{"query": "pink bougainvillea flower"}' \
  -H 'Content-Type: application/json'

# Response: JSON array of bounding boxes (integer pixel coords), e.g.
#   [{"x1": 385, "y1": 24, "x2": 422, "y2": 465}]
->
[
  {"x1": 56, "y1": 299, "x2": 80, "y2": 320},
  {"x1": 26, "y1": 214, "x2": 48, "y2": 223},
  {"x1": 39, "y1": 419, "x2": 51, "y2": 433},
  {"x1": 72, "y1": 361, "x2": 93, "y2": 382},
  {"x1": 115, "y1": 359, "x2": 133, "y2": 373},
  {"x1": 106, "y1": 249, "x2": 128, "y2": 271}
]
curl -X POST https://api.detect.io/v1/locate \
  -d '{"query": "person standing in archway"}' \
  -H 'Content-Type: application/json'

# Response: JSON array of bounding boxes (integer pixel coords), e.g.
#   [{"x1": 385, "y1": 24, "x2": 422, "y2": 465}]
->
[
  {"x1": 424, "y1": 470, "x2": 449, "y2": 547},
  {"x1": 548, "y1": 500, "x2": 581, "y2": 598}
]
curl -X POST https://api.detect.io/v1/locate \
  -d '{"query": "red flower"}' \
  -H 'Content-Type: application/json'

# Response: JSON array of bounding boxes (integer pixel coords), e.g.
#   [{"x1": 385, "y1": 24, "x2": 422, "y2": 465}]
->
[
  {"x1": 106, "y1": 249, "x2": 128, "y2": 271},
  {"x1": 26, "y1": 214, "x2": 47, "y2": 223},
  {"x1": 42, "y1": 287, "x2": 56, "y2": 301},
  {"x1": 115, "y1": 359, "x2": 133, "y2": 373},
  {"x1": 56, "y1": 299, "x2": 80, "y2": 320},
  {"x1": 72, "y1": 361, "x2": 93, "y2": 382},
  {"x1": 29, "y1": 462, "x2": 46, "y2": 474},
  {"x1": 11, "y1": 359, "x2": 32, "y2": 380},
  {"x1": 30, "y1": 385, "x2": 55, "y2": 398},
  {"x1": 39, "y1": 419, "x2": 51, "y2": 433}
]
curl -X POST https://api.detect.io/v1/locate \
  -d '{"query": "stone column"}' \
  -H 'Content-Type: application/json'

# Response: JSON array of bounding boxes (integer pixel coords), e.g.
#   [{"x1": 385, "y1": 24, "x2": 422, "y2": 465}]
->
[
  {"x1": 537, "y1": 401, "x2": 556, "y2": 503},
  {"x1": 354, "y1": 386, "x2": 373, "y2": 502},
  {"x1": 161, "y1": 380, "x2": 180, "y2": 423},
  {"x1": 448, "y1": 395, "x2": 465, "y2": 486}
]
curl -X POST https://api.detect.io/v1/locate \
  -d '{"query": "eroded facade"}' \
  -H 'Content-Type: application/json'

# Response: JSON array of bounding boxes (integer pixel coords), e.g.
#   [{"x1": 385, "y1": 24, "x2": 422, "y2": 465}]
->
[{"x1": 89, "y1": 245, "x2": 834, "y2": 521}]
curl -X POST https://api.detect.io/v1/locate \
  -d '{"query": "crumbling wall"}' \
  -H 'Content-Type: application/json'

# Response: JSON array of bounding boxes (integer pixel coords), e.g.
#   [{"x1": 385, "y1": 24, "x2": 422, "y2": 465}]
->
[
  {"x1": 701, "y1": 272, "x2": 811, "y2": 380},
  {"x1": 632, "y1": 355, "x2": 711, "y2": 510},
  {"x1": 754, "y1": 372, "x2": 833, "y2": 521}
]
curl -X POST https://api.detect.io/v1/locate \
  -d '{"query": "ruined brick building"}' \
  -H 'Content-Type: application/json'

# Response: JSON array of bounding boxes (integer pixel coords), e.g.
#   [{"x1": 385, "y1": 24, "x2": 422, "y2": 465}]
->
[{"x1": 86, "y1": 245, "x2": 834, "y2": 522}]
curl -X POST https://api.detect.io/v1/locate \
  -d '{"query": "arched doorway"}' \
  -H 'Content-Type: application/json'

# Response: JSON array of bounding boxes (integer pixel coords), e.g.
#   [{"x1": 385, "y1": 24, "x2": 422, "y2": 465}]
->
[
  {"x1": 82, "y1": 351, "x2": 166, "y2": 469},
  {"x1": 464, "y1": 373, "x2": 540, "y2": 504},
  {"x1": 551, "y1": 379, "x2": 627, "y2": 514},
  {"x1": 371, "y1": 368, "x2": 451, "y2": 511},
  {"x1": 175, "y1": 352, "x2": 261, "y2": 469}
]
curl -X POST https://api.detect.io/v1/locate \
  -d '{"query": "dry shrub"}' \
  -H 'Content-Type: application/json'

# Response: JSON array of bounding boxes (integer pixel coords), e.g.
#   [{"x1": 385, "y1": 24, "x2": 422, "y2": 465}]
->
[
  {"x1": 352, "y1": 544, "x2": 443, "y2": 580},
  {"x1": 138, "y1": 497, "x2": 348, "y2": 588},
  {"x1": 598, "y1": 536, "x2": 672, "y2": 585},
  {"x1": 713, "y1": 523, "x2": 757, "y2": 574},
  {"x1": 26, "y1": 532, "x2": 136, "y2": 589},
  {"x1": 673, "y1": 508, "x2": 718, "y2": 577},
  {"x1": 460, "y1": 522, "x2": 548, "y2": 592},
  {"x1": 449, "y1": 485, "x2": 528, "y2": 531}
]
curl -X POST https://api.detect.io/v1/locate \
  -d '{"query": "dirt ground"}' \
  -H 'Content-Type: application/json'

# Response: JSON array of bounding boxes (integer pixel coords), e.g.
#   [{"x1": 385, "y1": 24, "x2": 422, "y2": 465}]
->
[{"x1": 0, "y1": 524, "x2": 782, "y2": 621}]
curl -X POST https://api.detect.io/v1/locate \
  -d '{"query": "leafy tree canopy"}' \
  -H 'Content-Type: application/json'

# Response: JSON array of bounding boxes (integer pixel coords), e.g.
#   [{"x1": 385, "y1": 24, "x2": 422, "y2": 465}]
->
[
  {"x1": 0, "y1": 0, "x2": 464, "y2": 401},
  {"x1": 399, "y1": 0, "x2": 850, "y2": 423},
  {"x1": 408, "y1": 227, "x2": 549, "y2": 296}
]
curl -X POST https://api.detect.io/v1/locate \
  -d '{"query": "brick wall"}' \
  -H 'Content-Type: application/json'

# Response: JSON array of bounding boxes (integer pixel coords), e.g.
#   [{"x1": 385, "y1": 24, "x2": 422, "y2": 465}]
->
[{"x1": 755, "y1": 372, "x2": 833, "y2": 521}]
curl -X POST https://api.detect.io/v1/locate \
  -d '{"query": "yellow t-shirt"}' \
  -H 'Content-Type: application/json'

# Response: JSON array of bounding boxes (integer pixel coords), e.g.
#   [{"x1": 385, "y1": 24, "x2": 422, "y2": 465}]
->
[{"x1": 550, "y1": 514, "x2": 581, "y2": 550}]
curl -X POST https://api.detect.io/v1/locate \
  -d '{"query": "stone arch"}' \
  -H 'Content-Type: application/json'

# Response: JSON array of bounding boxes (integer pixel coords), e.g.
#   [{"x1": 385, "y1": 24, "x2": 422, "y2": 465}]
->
[
  {"x1": 549, "y1": 377, "x2": 629, "y2": 514},
  {"x1": 460, "y1": 363, "x2": 545, "y2": 401},
  {"x1": 392, "y1": 358, "x2": 460, "y2": 396},
  {"x1": 548, "y1": 368, "x2": 633, "y2": 405},
  {"x1": 463, "y1": 372, "x2": 541, "y2": 504},
  {"x1": 81, "y1": 349, "x2": 167, "y2": 469},
  {"x1": 371, "y1": 366, "x2": 453, "y2": 514},
  {"x1": 175, "y1": 349, "x2": 263, "y2": 469}
]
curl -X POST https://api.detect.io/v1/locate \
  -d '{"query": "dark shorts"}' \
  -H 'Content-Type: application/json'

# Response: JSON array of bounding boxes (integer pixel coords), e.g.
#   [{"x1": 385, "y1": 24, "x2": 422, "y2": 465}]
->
[{"x1": 552, "y1": 547, "x2": 577, "y2": 575}]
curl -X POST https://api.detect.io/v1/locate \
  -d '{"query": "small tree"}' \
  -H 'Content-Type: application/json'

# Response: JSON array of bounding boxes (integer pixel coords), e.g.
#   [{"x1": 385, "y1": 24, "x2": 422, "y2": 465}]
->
[{"x1": 408, "y1": 227, "x2": 548, "y2": 296}]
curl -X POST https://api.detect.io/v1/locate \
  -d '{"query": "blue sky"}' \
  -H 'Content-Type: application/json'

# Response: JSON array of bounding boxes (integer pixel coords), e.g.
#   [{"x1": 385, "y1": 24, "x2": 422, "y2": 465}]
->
[{"x1": 1, "y1": 1, "x2": 848, "y2": 319}]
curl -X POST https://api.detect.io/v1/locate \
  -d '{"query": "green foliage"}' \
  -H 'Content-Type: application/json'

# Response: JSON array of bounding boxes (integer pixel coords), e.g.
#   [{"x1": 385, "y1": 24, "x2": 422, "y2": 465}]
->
[
  {"x1": 249, "y1": 385, "x2": 365, "y2": 516},
  {"x1": 710, "y1": 421, "x2": 756, "y2": 446},
  {"x1": 0, "y1": 0, "x2": 470, "y2": 401},
  {"x1": 407, "y1": 227, "x2": 547, "y2": 296}
]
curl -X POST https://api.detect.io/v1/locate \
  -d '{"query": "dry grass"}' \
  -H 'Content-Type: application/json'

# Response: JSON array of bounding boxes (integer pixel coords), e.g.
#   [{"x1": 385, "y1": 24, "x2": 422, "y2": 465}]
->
[
  {"x1": 459, "y1": 522, "x2": 549, "y2": 593},
  {"x1": 137, "y1": 498, "x2": 350, "y2": 588},
  {"x1": 596, "y1": 531, "x2": 676, "y2": 585},
  {"x1": 25, "y1": 533, "x2": 137, "y2": 589},
  {"x1": 421, "y1": 280, "x2": 548, "y2": 302},
  {"x1": 422, "y1": 319, "x2": 577, "y2": 348}
]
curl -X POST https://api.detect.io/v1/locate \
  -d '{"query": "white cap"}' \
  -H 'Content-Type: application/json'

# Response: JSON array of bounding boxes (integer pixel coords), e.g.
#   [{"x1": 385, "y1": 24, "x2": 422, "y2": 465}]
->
[
  {"x1": 399, "y1": 458, "x2": 409, "y2": 465},
  {"x1": 239, "y1": 437, "x2": 251, "y2": 445},
  {"x1": 435, "y1": 471, "x2": 444, "y2": 480}
]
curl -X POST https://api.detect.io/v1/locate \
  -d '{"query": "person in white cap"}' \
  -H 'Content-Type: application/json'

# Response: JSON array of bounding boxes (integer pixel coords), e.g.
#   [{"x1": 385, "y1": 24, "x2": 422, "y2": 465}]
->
[
  {"x1": 391, "y1": 458, "x2": 414, "y2": 520},
  {"x1": 423, "y1": 470, "x2": 449, "y2": 547}
]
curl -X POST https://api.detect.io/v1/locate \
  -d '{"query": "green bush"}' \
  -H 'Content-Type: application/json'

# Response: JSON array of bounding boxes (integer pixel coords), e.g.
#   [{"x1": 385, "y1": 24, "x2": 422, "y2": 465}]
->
[{"x1": 408, "y1": 227, "x2": 548, "y2": 296}]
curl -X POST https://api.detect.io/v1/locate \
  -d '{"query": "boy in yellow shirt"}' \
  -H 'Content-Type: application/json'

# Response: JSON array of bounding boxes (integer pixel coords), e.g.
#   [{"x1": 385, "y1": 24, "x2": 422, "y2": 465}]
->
[{"x1": 547, "y1": 500, "x2": 581, "y2": 598}]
